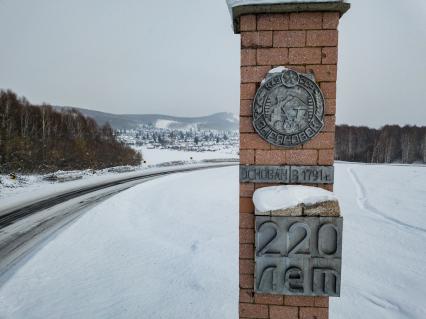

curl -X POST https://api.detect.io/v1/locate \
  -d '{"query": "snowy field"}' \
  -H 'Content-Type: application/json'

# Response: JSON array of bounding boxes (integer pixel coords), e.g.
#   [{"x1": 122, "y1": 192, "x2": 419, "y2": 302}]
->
[
  {"x1": 0, "y1": 163, "x2": 425, "y2": 318},
  {"x1": 135, "y1": 146, "x2": 237, "y2": 165}
]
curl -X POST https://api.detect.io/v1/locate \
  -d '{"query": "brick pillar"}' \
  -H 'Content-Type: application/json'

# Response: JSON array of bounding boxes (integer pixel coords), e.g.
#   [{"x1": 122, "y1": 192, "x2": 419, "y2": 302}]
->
[{"x1": 236, "y1": 5, "x2": 348, "y2": 319}]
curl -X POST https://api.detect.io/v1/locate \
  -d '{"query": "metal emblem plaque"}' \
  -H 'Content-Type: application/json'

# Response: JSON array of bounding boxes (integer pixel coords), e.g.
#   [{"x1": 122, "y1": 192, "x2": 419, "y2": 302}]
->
[
  {"x1": 255, "y1": 216, "x2": 343, "y2": 297},
  {"x1": 253, "y1": 69, "x2": 325, "y2": 147}
]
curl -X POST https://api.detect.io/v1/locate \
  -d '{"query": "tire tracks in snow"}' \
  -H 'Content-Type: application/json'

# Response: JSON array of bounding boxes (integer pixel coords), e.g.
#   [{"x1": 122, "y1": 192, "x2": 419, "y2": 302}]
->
[{"x1": 347, "y1": 167, "x2": 426, "y2": 235}]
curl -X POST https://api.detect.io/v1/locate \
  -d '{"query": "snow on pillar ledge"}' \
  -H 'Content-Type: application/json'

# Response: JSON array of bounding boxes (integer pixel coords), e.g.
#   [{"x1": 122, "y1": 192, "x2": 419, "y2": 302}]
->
[
  {"x1": 253, "y1": 185, "x2": 341, "y2": 217},
  {"x1": 226, "y1": 0, "x2": 350, "y2": 33}
]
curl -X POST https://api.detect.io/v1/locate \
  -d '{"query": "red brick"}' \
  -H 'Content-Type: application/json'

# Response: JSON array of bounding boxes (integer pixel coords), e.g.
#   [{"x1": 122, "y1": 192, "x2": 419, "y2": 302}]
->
[
  {"x1": 270, "y1": 305, "x2": 299, "y2": 319},
  {"x1": 307, "y1": 65, "x2": 337, "y2": 82},
  {"x1": 240, "y1": 15, "x2": 257, "y2": 32},
  {"x1": 241, "y1": 66, "x2": 271, "y2": 83},
  {"x1": 303, "y1": 132, "x2": 335, "y2": 149},
  {"x1": 289, "y1": 12, "x2": 322, "y2": 30},
  {"x1": 271, "y1": 143, "x2": 302, "y2": 150},
  {"x1": 241, "y1": 83, "x2": 257, "y2": 100},
  {"x1": 240, "y1": 289, "x2": 254, "y2": 303},
  {"x1": 240, "y1": 150, "x2": 255, "y2": 164},
  {"x1": 299, "y1": 307, "x2": 329, "y2": 319},
  {"x1": 240, "y1": 244, "x2": 254, "y2": 259},
  {"x1": 255, "y1": 150, "x2": 286, "y2": 165},
  {"x1": 285, "y1": 65, "x2": 306, "y2": 73},
  {"x1": 241, "y1": 49, "x2": 257, "y2": 66},
  {"x1": 240, "y1": 117, "x2": 254, "y2": 133},
  {"x1": 325, "y1": 99, "x2": 336, "y2": 115},
  {"x1": 241, "y1": 31, "x2": 273, "y2": 48},
  {"x1": 240, "y1": 213, "x2": 254, "y2": 229},
  {"x1": 240, "y1": 182, "x2": 254, "y2": 197},
  {"x1": 320, "y1": 82, "x2": 336, "y2": 99},
  {"x1": 240, "y1": 99, "x2": 252, "y2": 116},
  {"x1": 240, "y1": 197, "x2": 254, "y2": 213},
  {"x1": 307, "y1": 30, "x2": 338, "y2": 47},
  {"x1": 314, "y1": 296, "x2": 329, "y2": 308},
  {"x1": 318, "y1": 149, "x2": 335, "y2": 165},
  {"x1": 240, "y1": 228, "x2": 255, "y2": 244},
  {"x1": 289, "y1": 47, "x2": 321, "y2": 64},
  {"x1": 286, "y1": 150, "x2": 317, "y2": 165},
  {"x1": 239, "y1": 274, "x2": 254, "y2": 288},
  {"x1": 322, "y1": 47, "x2": 338, "y2": 64},
  {"x1": 274, "y1": 31, "x2": 305, "y2": 47},
  {"x1": 239, "y1": 303, "x2": 268, "y2": 318},
  {"x1": 257, "y1": 48, "x2": 289, "y2": 65},
  {"x1": 285, "y1": 296, "x2": 315, "y2": 307},
  {"x1": 323, "y1": 115, "x2": 336, "y2": 132},
  {"x1": 254, "y1": 294, "x2": 284, "y2": 305},
  {"x1": 323, "y1": 12, "x2": 340, "y2": 29},
  {"x1": 240, "y1": 133, "x2": 270, "y2": 150},
  {"x1": 257, "y1": 14, "x2": 289, "y2": 31},
  {"x1": 255, "y1": 183, "x2": 278, "y2": 190},
  {"x1": 321, "y1": 184, "x2": 334, "y2": 191},
  {"x1": 239, "y1": 259, "x2": 255, "y2": 274}
]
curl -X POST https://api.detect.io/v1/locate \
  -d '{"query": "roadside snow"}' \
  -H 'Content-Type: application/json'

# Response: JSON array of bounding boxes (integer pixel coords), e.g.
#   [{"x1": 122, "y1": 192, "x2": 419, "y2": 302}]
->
[
  {"x1": 253, "y1": 185, "x2": 337, "y2": 212},
  {"x1": 0, "y1": 162, "x2": 235, "y2": 216},
  {"x1": 0, "y1": 148, "x2": 238, "y2": 212},
  {"x1": 0, "y1": 163, "x2": 425, "y2": 318}
]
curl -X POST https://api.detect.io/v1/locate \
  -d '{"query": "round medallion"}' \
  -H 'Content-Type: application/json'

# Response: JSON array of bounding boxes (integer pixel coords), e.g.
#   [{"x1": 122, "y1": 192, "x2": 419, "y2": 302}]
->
[{"x1": 252, "y1": 69, "x2": 325, "y2": 147}]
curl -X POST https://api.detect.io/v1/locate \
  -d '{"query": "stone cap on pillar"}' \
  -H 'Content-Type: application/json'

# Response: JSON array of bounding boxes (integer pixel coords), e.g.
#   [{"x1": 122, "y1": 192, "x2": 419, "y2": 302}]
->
[{"x1": 227, "y1": 0, "x2": 350, "y2": 33}]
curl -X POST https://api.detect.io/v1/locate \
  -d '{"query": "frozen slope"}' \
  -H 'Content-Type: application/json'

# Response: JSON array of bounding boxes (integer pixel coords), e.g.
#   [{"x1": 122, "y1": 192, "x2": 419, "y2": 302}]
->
[{"x1": 0, "y1": 163, "x2": 425, "y2": 318}]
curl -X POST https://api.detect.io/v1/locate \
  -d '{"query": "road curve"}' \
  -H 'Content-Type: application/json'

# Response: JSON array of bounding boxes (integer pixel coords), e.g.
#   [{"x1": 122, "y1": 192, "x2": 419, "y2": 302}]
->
[
  {"x1": 0, "y1": 162, "x2": 237, "y2": 276},
  {"x1": 0, "y1": 163, "x2": 236, "y2": 229}
]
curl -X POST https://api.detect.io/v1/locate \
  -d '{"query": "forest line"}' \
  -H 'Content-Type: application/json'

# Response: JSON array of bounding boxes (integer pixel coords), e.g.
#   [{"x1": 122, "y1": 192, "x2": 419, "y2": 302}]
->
[{"x1": 0, "y1": 90, "x2": 141, "y2": 173}]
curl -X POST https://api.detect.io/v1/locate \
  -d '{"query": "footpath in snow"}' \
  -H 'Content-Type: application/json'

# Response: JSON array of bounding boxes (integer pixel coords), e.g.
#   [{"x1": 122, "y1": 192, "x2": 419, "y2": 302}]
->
[{"x1": 0, "y1": 163, "x2": 425, "y2": 318}]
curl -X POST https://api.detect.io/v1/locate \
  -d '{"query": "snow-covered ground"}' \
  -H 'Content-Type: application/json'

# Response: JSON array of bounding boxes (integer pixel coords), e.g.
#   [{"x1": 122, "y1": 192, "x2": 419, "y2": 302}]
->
[
  {"x1": 0, "y1": 166, "x2": 239, "y2": 319},
  {"x1": 0, "y1": 163, "x2": 425, "y2": 318},
  {"x1": 332, "y1": 163, "x2": 426, "y2": 319},
  {"x1": 135, "y1": 146, "x2": 237, "y2": 165}
]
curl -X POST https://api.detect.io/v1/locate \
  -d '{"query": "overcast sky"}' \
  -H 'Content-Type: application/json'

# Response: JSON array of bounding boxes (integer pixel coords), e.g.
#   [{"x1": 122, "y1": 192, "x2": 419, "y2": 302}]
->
[{"x1": 0, "y1": 0, "x2": 425, "y2": 127}]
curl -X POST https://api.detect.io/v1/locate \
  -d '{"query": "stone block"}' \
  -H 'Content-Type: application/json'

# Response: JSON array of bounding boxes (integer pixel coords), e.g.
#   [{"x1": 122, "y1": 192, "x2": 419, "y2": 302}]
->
[
  {"x1": 304, "y1": 200, "x2": 340, "y2": 217},
  {"x1": 254, "y1": 216, "x2": 343, "y2": 296}
]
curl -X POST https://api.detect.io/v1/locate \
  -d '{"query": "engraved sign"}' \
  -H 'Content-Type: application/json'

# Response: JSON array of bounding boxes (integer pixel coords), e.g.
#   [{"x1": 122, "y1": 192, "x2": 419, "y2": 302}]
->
[
  {"x1": 255, "y1": 216, "x2": 342, "y2": 296},
  {"x1": 253, "y1": 69, "x2": 325, "y2": 147},
  {"x1": 240, "y1": 165, "x2": 333, "y2": 184}
]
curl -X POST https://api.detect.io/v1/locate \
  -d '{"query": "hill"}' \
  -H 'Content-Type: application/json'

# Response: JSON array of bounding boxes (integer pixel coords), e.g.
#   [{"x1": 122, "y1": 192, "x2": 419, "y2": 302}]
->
[{"x1": 57, "y1": 107, "x2": 239, "y2": 131}]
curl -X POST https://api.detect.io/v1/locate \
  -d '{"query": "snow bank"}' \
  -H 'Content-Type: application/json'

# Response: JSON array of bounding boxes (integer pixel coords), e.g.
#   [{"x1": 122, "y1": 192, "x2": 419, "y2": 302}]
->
[
  {"x1": 253, "y1": 185, "x2": 337, "y2": 213},
  {"x1": 0, "y1": 162, "x2": 236, "y2": 215},
  {"x1": 0, "y1": 147, "x2": 238, "y2": 212}
]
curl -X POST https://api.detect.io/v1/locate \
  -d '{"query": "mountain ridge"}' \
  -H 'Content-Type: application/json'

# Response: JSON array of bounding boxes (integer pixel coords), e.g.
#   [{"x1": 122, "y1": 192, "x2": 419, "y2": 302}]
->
[{"x1": 56, "y1": 106, "x2": 238, "y2": 131}]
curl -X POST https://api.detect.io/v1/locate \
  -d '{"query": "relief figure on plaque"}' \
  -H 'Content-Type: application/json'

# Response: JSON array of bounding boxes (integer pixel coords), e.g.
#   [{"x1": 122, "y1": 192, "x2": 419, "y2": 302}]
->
[{"x1": 265, "y1": 86, "x2": 314, "y2": 135}]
